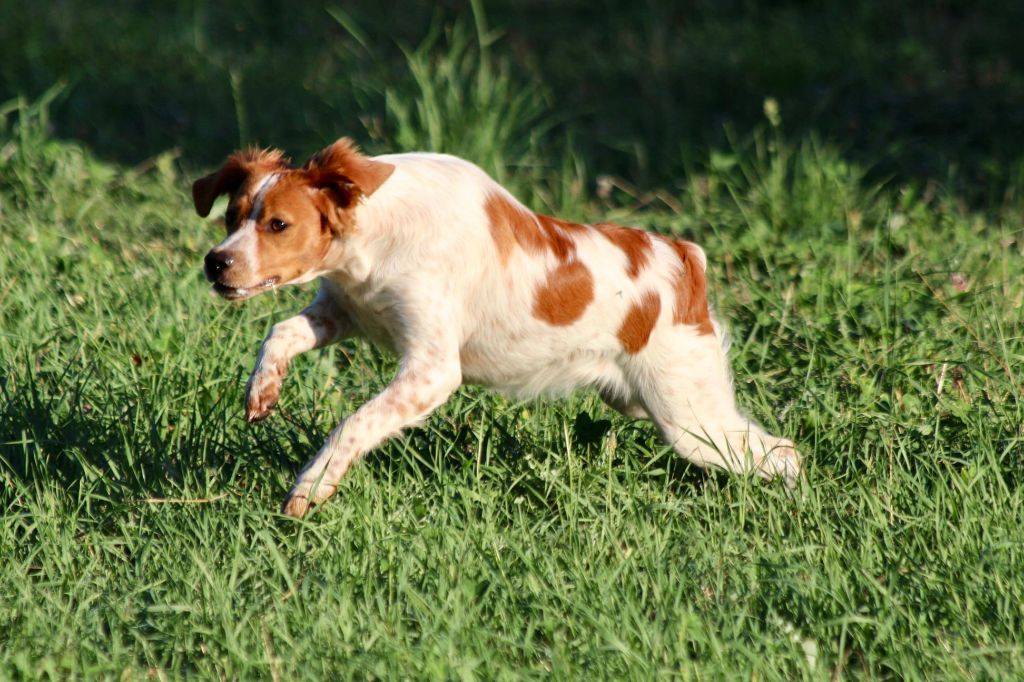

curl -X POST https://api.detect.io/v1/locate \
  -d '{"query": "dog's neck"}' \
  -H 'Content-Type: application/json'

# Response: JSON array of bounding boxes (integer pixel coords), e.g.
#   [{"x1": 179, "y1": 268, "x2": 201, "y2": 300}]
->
[{"x1": 317, "y1": 188, "x2": 399, "y2": 289}]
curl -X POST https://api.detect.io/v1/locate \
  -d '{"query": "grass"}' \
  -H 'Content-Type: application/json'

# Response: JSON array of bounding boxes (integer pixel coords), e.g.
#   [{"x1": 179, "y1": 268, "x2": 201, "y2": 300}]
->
[{"x1": 3, "y1": 8, "x2": 1024, "y2": 680}]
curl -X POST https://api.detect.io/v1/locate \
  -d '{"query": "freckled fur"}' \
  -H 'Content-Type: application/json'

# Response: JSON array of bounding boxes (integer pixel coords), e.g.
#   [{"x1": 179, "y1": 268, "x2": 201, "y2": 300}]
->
[{"x1": 194, "y1": 137, "x2": 802, "y2": 518}]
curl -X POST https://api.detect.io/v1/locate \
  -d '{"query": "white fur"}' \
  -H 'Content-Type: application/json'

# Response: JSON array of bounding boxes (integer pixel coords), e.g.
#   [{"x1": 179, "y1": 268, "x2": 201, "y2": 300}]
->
[
  {"x1": 236, "y1": 152, "x2": 801, "y2": 517},
  {"x1": 214, "y1": 172, "x2": 280, "y2": 279}
]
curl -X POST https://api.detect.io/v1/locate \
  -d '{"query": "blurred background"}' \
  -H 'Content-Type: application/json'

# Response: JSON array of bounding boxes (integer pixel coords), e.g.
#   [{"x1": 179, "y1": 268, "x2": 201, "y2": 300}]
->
[{"x1": 3, "y1": 0, "x2": 1024, "y2": 204}]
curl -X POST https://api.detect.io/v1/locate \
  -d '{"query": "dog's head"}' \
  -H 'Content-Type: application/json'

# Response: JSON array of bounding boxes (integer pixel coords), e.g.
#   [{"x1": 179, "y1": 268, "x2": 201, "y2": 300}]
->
[{"x1": 194, "y1": 138, "x2": 395, "y2": 300}]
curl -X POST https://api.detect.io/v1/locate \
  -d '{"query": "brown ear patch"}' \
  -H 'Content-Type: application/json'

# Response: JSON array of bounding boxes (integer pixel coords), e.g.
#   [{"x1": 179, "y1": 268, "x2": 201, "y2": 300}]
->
[
  {"x1": 617, "y1": 290, "x2": 662, "y2": 354},
  {"x1": 666, "y1": 239, "x2": 714, "y2": 335},
  {"x1": 192, "y1": 148, "x2": 288, "y2": 217},
  {"x1": 532, "y1": 260, "x2": 595, "y2": 326},
  {"x1": 596, "y1": 224, "x2": 653, "y2": 278},
  {"x1": 305, "y1": 138, "x2": 395, "y2": 198}
]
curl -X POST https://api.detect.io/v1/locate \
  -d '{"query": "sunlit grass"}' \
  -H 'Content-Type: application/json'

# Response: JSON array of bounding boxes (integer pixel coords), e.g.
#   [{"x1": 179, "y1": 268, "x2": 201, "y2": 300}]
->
[{"x1": 2, "y1": 30, "x2": 1024, "y2": 680}]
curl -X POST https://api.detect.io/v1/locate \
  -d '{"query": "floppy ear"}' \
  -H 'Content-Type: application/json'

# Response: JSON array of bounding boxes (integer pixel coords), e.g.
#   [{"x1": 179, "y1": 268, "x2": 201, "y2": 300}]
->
[
  {"x1": 192, "y1": 162, "x2": 246, "y2": 218},
  {"x1": 191, "y1": 148, "x2": 289, "y2": 217},
  {"x1": 305, "y1": 138, "x2": 395, "y2": 201}
]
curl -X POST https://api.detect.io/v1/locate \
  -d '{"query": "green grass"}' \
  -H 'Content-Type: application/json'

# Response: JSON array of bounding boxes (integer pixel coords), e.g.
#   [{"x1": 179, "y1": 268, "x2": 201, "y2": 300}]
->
[{"x1": 3, "y1": 11, "x2": 1024, "y2": 680}]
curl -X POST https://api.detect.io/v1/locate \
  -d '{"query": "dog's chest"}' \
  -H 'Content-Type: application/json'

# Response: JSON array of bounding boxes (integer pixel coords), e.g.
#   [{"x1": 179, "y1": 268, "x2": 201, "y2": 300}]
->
[{"x1": 321, "y1": 278, "x2": 406, "y2": 353}]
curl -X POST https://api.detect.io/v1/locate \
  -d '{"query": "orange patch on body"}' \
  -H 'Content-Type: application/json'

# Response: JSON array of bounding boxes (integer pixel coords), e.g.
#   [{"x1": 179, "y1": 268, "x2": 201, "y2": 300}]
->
[
  {"x1": 666, "y1": 239, "x2": 714, "y2": 335},
  {"x1": 483, "y1": 194, "x2": 591, "y2": 265},
  {"x1": 535, "y1": 214, "x2": 588, "y2": 262},
  {"x1": 532, "y1": 260, "x2": 595, "y2": 326},
  {"x1": 617, "y1": 290, "x2": 662, "y2": 354},
  {"x1": 596, "y1": 223, "x2": 653, "y2": 278},
  {"x1": 482, "y1": 194, "x2": 599, "y2": 326},
  {"x1": 484, "y1": 194, "x2": 540, "y2": 265}
]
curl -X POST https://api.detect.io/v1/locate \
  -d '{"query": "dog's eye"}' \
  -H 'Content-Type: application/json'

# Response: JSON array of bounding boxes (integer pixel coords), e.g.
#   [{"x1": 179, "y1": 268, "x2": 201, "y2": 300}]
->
[
  {"x1": 225, "y1": 208, "x2": 238, "y2": 227},
  {"x1": 269, "y1": 218, "x2": 288, "y2": 233}
]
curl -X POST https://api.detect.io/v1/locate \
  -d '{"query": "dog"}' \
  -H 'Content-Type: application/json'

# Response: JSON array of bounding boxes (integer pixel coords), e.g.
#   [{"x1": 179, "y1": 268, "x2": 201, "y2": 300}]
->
[{"x1": 193, "y1": 138, "x2": 801, "y2": 518}]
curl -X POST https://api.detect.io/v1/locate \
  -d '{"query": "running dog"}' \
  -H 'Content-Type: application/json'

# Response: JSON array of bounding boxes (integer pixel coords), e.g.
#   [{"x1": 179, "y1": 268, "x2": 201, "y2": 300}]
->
[{"x1": 193, "y1": 138, "x2": 801, "y2": 518}]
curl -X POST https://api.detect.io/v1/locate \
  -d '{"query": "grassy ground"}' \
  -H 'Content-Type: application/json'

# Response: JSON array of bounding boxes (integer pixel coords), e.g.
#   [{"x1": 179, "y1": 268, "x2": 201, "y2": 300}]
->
[{"x1": 2, "y1": 5, "x2": 1024, "y2": 680}]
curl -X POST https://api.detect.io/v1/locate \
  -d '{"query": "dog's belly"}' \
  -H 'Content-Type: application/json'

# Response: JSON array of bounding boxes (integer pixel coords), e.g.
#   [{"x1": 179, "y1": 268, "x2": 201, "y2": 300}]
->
[
  {"x1": 459, "y1": 337, "x2": 625, "y2": 399},
  {"x1": 457, "y1": 273, "x2": 641, "y2": 398}
]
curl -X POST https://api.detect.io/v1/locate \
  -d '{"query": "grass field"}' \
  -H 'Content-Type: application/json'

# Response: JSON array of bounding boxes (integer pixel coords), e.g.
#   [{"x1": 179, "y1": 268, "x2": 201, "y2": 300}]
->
[{"x1": 3, "y1": 4, "x2": 1024, "y2": 679}]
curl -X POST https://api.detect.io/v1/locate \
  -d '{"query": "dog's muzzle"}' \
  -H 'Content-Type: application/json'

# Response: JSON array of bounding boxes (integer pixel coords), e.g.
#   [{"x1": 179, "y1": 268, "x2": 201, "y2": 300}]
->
[{"x1": 204, "y1": 250, "x2": 234, "y2": 282}]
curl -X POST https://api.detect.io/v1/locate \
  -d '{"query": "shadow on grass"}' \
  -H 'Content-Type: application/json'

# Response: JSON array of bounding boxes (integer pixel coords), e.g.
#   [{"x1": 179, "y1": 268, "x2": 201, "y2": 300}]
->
[{"x1": 0, "y1": 359, "x2": 292, "y2": 506}]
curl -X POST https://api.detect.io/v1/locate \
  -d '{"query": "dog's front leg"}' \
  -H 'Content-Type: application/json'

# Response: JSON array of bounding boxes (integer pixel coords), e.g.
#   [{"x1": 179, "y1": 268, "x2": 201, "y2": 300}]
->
[
  {"x1": 245, "y1": 292, "x2": 351, "y2": 422},
  {"x1": 281, "y1": 343, "x2": 462, "y2": 518}
]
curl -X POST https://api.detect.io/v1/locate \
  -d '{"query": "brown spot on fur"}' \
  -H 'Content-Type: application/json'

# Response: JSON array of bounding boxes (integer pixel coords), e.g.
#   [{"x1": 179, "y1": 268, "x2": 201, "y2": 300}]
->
[
  {"x1": 596, "y1": 224, "x2": 652, "y2": 278},
  {"x1": 484, "y1": 194, "x2": 536, "y2": 265},
  {"x1": 666, "y1": 239, "x2": 714, "y2": 335},
  {"x1": 483, "y1": 194, "x2": 591, "y2": 266},
  {"x1": 532, "y1": 260, "x2": 594, "y2": 325},
  {"x1": 617, "y1": 290, "x2": 662, "y2": 354},
  {"x1": 536, "y1": 214, "x2": 588, "y2": 262}
]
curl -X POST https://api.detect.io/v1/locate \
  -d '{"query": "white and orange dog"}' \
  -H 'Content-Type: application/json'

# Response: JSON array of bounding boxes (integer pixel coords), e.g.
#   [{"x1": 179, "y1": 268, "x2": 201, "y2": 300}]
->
[{"x1": 194, "y1": 138, "x2": 801, "y2": 518}]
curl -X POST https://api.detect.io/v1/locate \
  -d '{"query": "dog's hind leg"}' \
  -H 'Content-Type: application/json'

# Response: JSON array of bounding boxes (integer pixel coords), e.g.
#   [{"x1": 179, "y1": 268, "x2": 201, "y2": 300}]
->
[{"x1": 622, "y1": 328, "x2": 801, "y2": 486}]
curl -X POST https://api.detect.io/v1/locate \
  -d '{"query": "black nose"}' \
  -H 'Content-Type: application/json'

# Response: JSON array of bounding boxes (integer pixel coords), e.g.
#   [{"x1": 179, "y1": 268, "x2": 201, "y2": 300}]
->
[{"x1": 204, "y1": 250, "x2": 234, "y2": 281}]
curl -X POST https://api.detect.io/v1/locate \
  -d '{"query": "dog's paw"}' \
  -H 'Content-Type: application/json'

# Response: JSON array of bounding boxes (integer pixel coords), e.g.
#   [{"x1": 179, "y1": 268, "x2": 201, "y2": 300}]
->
[
  {"x1": 759, "y1": 438, "x2": 803, "y2": 489},
  {"x1": 245, "y1": 370, "x2": 282, "y2": 423},
  {"x1": 281, "y1": 481, "x2": 337, "y2": 519},
  {"x1": 281, "y1": 493, "x2": 311, "y2": 519}
]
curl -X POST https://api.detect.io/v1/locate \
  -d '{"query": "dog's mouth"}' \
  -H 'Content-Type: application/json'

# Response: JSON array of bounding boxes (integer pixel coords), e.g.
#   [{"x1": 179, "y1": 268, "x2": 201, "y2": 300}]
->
[{"x1": 212, "y1": 277, "x2": 280, "y2": 301}]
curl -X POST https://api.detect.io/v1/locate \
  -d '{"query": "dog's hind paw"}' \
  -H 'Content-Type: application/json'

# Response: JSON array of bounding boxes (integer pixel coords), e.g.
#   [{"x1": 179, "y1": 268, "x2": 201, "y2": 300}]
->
[
  {"x1": 759, "y1": 438, "x2": 803, "y2": 489},
  {"x1": 281, "y1": 493, "x2": 311, "y2": 519},
  {"x1": 281, "y1": 481, "x2": 337, "y2": 519}
]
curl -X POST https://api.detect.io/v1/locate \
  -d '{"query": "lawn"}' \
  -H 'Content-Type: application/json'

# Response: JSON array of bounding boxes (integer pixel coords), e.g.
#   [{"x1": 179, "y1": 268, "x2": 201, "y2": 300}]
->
[{"x1": 2, "y1": 3, "x2": 1023, "y2": 679}]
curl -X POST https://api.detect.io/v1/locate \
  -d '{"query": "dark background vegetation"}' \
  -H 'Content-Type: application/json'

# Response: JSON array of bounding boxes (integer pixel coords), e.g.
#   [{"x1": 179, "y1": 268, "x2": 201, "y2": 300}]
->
[{"x1": 3, "y1": 0, "x2": 1024, "y2": 202}]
